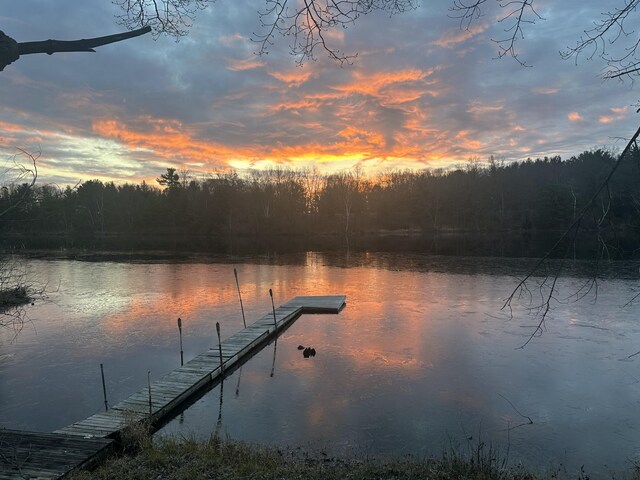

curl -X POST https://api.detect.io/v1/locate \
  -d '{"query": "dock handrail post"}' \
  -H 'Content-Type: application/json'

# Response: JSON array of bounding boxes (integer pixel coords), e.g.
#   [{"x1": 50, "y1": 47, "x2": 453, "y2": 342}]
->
[
  {"x1": 100, "y1": 363, "x2": 108, "y2": 411},
  {"x1": 269, "y1": 288, "x2": 277, "y2": 329},
  {"x1": 147, "y1": 370, "x2": 152, "y2": 415},
  {"x1": 216, "y1": 322, "x2": 224, "y2": 376},
  {"x1": 234, "y1": 268, "x2": 247, "y2": 328},
  {"x1": 177, "y1": 317, "x2": 184, "y2": 366}
]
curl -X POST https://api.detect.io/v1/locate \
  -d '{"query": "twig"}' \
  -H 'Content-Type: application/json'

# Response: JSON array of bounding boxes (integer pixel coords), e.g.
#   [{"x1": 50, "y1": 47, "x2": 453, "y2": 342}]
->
[{"x1": 499, "y1": 393, "x2": 533, "y2": 431}]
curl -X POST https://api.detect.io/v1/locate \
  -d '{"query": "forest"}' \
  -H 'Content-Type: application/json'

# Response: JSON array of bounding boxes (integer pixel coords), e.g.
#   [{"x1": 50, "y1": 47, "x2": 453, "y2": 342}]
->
[{"x1": 0, "y1": 148, "x2": 638, "y2": 257}]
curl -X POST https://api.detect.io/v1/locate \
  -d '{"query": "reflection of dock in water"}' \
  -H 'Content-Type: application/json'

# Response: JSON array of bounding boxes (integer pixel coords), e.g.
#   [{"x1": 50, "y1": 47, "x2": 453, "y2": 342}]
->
[{"x1": 0, "y1": 295, "x2": 345, "y2": 479}]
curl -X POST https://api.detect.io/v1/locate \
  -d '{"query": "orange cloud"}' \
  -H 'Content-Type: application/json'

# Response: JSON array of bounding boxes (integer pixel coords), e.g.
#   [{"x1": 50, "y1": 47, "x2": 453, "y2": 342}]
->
[
  {"x1": 455, "y1": 130, "x2": 485, "y2": 151},
  {"x1": 599, "y1": 106, "x2": 628, "y2": 123},
  {"x1": 0, "y1": 120, "x2": 27, "y2": 133},
  {"x1": 432, "y1": 24, "x2": 488, "y2": 48},
  {"x1": 333, "y1": 69, "x2": 437, "y2": 100},
  {"x1": 269, "y1": 70, "x2": 313, "y2": 87},
  {"x1": 337, "y1": 126, "x2": 386, "y2": 148},
  {"x1": 91, "y1": 115, "x2": 420, "y2": 173},
  {"x1": 225, "y1": 57, "x2": 266, "y2": 71},
  {"x1": 93, "y1": 117, "x2": 239, "y2": 165},
  {"x1": 269, "y1": 99, "x2": 324, "y2": 113},
  {"x1": 568, "y1": 112, "x2": 582, "y2": 122}
]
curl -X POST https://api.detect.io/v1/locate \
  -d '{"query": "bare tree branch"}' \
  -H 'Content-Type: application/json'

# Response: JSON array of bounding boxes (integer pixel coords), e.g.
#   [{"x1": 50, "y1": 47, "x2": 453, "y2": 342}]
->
[
  {"x1": 113, "y1": 0, "x2": 417, "y2": 63},
  {"x1": 449, "y1": 0, "x2": 489, "y2": 30},
  {"x1": 449, "y1": 0, "x2": 542, "y2": 66},
  {"x1": 0, "y1": 27, "x2": 151, "y2": 71},
  {"x1": 253, "y1": 0, "x2": 418, "y2": 64},
  {"x1": 0, "y1": 149, "x2": 38, "y2": 218},
  {"x1": 114, "y1": 0, "x2": 209, "y2": 38},
  {"x1": 504, "y1": 122, "x2": 640, "y2": 346},
  {"x1": 560, "y1": 0, "x2": 640, "y2": 80}
]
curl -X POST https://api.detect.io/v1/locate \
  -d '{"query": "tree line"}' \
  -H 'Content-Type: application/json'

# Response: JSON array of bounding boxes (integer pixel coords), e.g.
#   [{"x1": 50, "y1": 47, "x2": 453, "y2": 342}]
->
[{"x1": 0, "y1": 149, "x2": 638, "y2": 256}]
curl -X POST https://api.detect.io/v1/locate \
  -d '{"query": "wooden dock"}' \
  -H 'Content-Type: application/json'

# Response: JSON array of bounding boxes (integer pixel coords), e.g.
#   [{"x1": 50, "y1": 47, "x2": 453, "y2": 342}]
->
[
  {"x1": 0, "y1": 295, "x2": 345, "y2": 479},
  {"x1": 0, "y1": 429, "x2": 112, "y2": 479},
  {"x1": 55, "y1": 295, "x2": 346, "y2": 439}
]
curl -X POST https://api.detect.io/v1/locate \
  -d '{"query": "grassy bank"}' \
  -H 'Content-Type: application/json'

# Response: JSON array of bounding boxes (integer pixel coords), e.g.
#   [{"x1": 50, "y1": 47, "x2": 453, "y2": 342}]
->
[{"x1": 67, "y1": 432, "x2": 640, "y2": 480}]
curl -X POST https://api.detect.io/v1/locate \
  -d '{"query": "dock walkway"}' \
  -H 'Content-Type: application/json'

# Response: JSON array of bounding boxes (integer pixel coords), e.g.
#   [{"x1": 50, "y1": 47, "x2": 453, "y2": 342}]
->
[
  {"x1": 0, "y1": 429, "x2": 112, "y2": 480},
  {"x1": 1, "y1": 295, "x2": 345, "y2": 478}
]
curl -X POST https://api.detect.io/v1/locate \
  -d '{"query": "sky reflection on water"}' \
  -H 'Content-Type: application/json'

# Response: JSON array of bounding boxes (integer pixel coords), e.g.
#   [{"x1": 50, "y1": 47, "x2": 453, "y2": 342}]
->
[{"x1": 1, "y1": 253, "x2": 640, "y2": 476}]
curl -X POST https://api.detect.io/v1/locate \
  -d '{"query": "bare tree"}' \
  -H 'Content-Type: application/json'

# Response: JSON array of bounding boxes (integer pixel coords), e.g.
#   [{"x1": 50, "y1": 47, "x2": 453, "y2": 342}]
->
[{"x1": 0, "y1": 149, "x2": 42, "y2": 335}]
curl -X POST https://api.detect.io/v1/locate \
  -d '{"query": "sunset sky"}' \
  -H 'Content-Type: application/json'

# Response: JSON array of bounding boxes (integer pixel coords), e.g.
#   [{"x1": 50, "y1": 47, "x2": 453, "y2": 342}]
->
[{"x1": 1, "y1": 1, "x2": 639, "y2": 185}]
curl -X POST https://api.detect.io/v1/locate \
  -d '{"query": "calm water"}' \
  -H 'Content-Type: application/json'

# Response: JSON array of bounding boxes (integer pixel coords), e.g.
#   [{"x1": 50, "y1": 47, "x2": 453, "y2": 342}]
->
[{"x1": 1, "y1": 252, "x2": 640, "y2": 476}]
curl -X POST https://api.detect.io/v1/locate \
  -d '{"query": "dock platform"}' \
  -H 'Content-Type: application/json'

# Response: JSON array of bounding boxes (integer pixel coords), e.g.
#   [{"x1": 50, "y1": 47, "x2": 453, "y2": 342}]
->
[{"x1": 0, "y1": 429, "x2": 112, "y2": 479}]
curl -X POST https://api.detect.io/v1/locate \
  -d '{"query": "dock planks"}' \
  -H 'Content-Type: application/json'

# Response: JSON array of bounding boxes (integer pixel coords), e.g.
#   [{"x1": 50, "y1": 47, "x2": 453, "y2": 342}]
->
[{"x1": 0, "y1": 429, "x2": 113, "y2": 479}]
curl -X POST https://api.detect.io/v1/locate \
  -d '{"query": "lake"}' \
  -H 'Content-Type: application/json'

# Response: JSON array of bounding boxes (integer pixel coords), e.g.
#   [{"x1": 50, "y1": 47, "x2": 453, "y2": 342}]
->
[{"x1": 1, "y1": 252, "x2": 639, "y2": 476}]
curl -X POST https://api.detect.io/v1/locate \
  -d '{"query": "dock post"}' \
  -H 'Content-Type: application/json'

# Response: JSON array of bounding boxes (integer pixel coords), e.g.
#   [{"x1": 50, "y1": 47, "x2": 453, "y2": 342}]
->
[
  {"x1": 268, "y1": 289, "x2": 278, "y2": 376},
  {"x1": 100, "y1": 363, "x2": 108, "y2": 411},
  {"x1": 234, "y1": 268, "x2": 246, "y2": 328},
  {"x1": 177, "y1": 317, "x2": 184, "y2": 366},
  {"x1": 216, "y1": 322, "x2": 224, "y2": 375},
  {"x1": 269, "y1": 288, "x2": 277, "y2": 329},
  {"x1": 147, "y1": 371, "x2": 152, "y2": 415}
]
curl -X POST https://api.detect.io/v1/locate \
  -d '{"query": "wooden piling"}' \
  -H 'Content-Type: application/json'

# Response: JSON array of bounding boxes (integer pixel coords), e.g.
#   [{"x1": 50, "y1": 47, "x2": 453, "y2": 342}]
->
[
  {"x1": 269, "y1": 288, "x2": 277, "y2": 328},
  {"x1": 100, "y1": 363, "x2": 108, "y2": 412},
  {"x1": 269, "y1": 289, "x2": 278, "y2": 377},
  {"x1": 234, "y1": 268, "x2": 247, "y2": 328},
  {"x1": 177, "y1": 317, "x2": 184, "y2": 366},
  {"x1": 216, "y1": 321, "x2": 224, "y2": 375}
]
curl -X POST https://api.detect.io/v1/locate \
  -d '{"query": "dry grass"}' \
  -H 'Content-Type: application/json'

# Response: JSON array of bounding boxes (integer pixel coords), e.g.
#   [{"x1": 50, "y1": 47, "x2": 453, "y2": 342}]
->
[
  {"x1": 117, "y1": 411, "x2": 152, "y2": 454},
  {"x1": 66, "y1": 432, "x2": 640, "y2": 480}
]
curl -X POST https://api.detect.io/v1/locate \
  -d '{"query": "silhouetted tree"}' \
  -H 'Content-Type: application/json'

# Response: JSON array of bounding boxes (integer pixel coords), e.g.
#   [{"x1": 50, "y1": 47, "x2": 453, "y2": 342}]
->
[{"x1": 157, "y1": 168, "x2": 181, "y2": 190}]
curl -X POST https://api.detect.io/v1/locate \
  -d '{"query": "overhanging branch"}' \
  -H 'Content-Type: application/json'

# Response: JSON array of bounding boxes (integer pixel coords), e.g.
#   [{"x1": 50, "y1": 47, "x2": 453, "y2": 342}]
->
[{"x1": 0, "y1": 26, "x2": 151, "y2": 71}]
